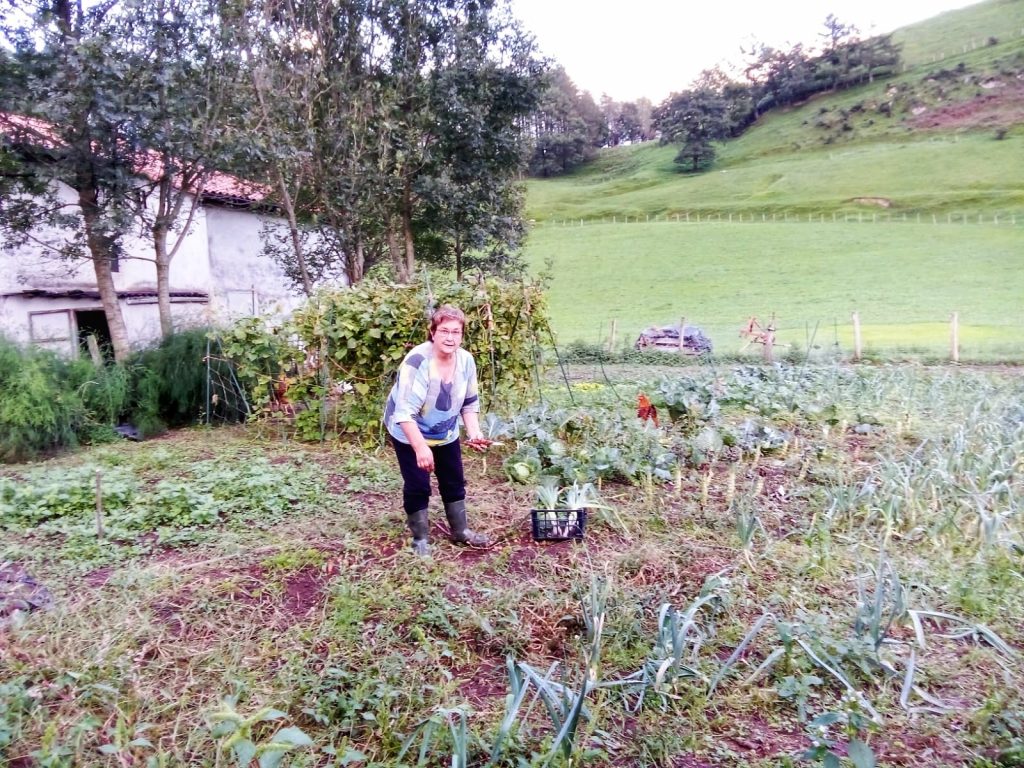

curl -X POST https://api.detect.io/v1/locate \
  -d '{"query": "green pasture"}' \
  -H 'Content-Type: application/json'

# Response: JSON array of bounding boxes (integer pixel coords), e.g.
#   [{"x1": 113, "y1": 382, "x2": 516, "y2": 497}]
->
[
  {"x1": 523, "y1": 2, "x2": 1024, "y2": 364},
  {"x1": 893, "y1": 0, "x2": 1024, "y2": 66},
  {"x1": 524, "y1": 220, "x2": 1024, "y2": 358},
  {"x1": 526, "y1": 132, "x2": 1024, "y2": 223}
]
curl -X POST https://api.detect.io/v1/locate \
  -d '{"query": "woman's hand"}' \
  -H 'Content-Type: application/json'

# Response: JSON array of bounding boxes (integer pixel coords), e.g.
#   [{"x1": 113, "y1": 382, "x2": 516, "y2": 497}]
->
[
  {"x1": 463, "y1": 411, "x2": 487, "y2": 451},
  {"x1": 465, "y1": 432, "x2": 496, "y2": 452},
  {"x1": 415, "y1": 444, "x2": 435, "y2": 471}
]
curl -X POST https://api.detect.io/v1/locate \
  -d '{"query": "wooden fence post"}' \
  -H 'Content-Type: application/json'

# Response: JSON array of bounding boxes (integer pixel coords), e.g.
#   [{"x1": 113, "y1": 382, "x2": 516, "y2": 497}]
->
[
  {"x1": 608, "y1": 319, "x2": 618, "y2": 354},
  {"x1": 94, "y1": 470, "x2": 105, "y2": 539},
  {"x1": 678, "y1": 317, "x2": 687, "y2": 353},
  {"x1": 950, "y1": 311, "x2": 960, "y2": 363},
  {"x1": 852, "y1": 311, "x2": 862, "y2": 361},
  {"x1": 86, "y1": 333, "x2": 103, "y2": 366}
]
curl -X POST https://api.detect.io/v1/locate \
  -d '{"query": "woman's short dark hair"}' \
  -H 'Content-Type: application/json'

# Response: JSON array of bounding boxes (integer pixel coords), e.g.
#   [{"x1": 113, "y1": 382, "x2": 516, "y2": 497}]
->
[{"x1": 429, "y1": 305, "x2": 466, "y2": 339}]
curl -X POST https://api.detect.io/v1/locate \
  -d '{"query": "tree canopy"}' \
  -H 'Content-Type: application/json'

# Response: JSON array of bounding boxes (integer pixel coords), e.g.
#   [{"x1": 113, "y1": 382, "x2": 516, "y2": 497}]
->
[
  {"x1": 653, "y1": 17, "x2": 901, "y2": 174},
  {"x1": 0, "y1": 0, "x2": 547, "y2": 349}
]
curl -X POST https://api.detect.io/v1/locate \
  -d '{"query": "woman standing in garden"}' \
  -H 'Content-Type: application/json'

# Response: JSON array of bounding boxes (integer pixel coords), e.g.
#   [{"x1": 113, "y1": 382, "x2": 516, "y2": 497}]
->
[{"x1": 383, "y1": 305, "x2": 492, "y2": 556}]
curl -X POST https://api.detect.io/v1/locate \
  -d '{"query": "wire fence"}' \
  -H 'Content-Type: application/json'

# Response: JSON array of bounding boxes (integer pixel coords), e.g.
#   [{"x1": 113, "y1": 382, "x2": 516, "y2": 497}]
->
[
  {"x1": 586, "y1": 315, "x2": 1024, "y2": 364},
  {"x1": 536, "y1": 210, "x2": 1024, "y2": 227}
]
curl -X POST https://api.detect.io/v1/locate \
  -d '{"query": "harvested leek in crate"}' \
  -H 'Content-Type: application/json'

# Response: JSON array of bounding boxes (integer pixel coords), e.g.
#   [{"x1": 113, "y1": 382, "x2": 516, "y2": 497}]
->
[
  {"x1": 531, "y1": 508, "x2": 587, "y2": 541},
  {"x1": 529, "y1": 479, "x2": 603, "y2": 541}
]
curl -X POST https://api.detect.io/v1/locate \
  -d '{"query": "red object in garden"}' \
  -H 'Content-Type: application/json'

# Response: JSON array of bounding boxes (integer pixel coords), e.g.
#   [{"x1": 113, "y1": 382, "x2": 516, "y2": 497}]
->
[{"x1": 637, "y1": 392, "x2": 659, "y2": 426}]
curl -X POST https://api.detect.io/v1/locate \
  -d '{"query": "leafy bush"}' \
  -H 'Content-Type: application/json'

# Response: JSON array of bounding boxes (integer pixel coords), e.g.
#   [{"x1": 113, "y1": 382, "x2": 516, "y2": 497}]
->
[
  {"x1": 0, "y1": 338, "x2": 85, "y2": 461},
  {"x1": 0, "y1": 329, "x2": 247, "y2": 461},
  {"x1": 64, "y1": 356, "x2": 132, "y2": 443},
  {"x1": 128, "y1": 327, "x2": 247, "y2": 437},
  {"x1": 221, "y1": 276, "x2": 551, "y2": 438}
]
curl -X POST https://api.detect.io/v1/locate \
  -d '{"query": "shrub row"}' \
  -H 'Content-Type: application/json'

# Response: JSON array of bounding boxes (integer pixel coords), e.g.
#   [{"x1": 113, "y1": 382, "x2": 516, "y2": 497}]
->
[
  {"x1": 219, "y1": 275, "x2": 552, "y2": 438},
  {"x1": 0, "y1": 328, "x2": 242, "y2": 463},
  {"x1": 1, "y1": 276, "x2": 552, "y2": 460}
]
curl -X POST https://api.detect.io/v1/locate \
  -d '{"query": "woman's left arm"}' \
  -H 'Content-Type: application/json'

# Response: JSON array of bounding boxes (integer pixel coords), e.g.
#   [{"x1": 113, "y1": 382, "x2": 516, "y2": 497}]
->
[
  {"x1": 461, "y1": 353, "x2": 484, "y2": 443},
  {"x1": 462, "y1": 410, "x2": 483, "y2": 442}
]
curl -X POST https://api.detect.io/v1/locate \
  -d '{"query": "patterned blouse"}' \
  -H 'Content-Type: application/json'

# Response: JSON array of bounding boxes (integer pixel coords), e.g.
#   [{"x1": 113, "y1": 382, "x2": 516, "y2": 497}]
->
[{"x1": 384, "y1": 341, "x2": 480, "y2": 446}]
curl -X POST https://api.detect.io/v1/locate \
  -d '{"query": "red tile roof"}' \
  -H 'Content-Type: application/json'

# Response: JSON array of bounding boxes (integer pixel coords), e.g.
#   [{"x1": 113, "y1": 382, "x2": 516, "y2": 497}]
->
[{"x1": 0, "y1": 112, "x2": 269, "y2": 205}]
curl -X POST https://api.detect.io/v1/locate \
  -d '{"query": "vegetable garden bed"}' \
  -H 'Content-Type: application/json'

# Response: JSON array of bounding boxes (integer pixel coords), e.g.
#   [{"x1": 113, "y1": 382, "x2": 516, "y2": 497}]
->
[{"x1": 2, "y1": 364, "x2": 1023, "y2": 767}]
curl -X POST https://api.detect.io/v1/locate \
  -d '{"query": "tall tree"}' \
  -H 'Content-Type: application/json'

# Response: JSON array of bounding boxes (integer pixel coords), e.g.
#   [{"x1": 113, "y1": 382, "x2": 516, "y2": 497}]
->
[
  {"x1": 527, "y1": 66, "x2": 605, "y2": 177},
  {"x1": 0, "y1": 0, "x2": 146, "y2": 361},
  {"x1": 417, "y1": 15, "x2": 541, "y2": 280},
  {"x1": 125, "y1": 0, "x2": 241, "y2": 336},
  {"x1": 223, "y1": 0, "x2": 540, "y2": 289},
  {"x1": 653, "y1": 87, "x2": 728, "y2": 172}
]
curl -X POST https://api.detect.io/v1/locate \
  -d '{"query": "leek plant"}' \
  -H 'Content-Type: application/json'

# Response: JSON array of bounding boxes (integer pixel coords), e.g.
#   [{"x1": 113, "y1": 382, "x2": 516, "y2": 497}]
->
[{"x1": 397, "y1": 707, "x2": 473, "y2": 768}]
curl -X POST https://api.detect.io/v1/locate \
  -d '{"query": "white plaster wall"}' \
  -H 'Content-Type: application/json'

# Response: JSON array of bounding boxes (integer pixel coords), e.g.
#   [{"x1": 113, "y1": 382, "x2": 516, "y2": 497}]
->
[
  {"x1": 0, "y1": 295, "x2": 87, "y2": 350},
  {"x1": 0, "y1": 294, "x2": 212, "y2": 352},
  {"x1": 0, "y1": 183, "x2": 92, "y2": 294},
  {"x1": 0, "y1": 181, "x2": 212, "y2": 294},
  {"x1": 204, "y1": 207, "x2": 307, "y2": 320},
  {"x1": 0, "y1": 179, "x2": 218, "y2": 350},
  {"x1": 0, "y1": 176, "x2": 348, "y2": 352}
]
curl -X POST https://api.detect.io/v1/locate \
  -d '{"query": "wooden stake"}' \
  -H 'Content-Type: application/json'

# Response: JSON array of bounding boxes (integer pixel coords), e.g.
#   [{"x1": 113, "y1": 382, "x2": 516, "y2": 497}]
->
[
  {"x1": 86, "y1": 333, "x2": 103, "y2": 366},
  {"x1": 678, "y1": 317, "x2": 687, "y2": 353},
  {"x1": 950, "y1": 311, "x2": 960, "y2": 363},
  {"x1": 608, "y1": 319, "x2": 618, "y2": 353},
  {"x1": 94, "y1": 470, "x2": 105, "y2": 539},
  {"x1": 852, "y1": 311, "x2": 862, "y2": 361}
]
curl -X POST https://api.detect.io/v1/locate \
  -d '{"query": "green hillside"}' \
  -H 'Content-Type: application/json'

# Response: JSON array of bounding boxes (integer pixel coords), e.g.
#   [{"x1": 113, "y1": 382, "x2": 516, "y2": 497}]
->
[
  {"x1": 893, "y1": 0, "x2": 1024, "y2": 66},
  {"x1": 523, "y1": 0, "x2": 1024, "y2": 357},
  {"x1": 525, "y1": 0, "x2": 1024, "y2": 222}
]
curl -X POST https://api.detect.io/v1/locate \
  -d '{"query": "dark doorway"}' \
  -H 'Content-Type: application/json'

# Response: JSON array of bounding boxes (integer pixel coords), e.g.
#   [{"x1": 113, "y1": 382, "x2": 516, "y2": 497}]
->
[{"x1": 75, "y1": 309, "x2": 113, "y2": 362}]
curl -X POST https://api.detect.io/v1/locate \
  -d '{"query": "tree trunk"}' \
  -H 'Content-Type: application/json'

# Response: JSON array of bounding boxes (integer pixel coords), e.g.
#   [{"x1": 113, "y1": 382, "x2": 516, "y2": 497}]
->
[
  {"x1": 388, "y1": 222, "x2": 408, "y2": 283},
  {"x1": 152, "y1": 170, "x2": 204, "y2": 339},
  {"x1": 454, "y1": 234, "x2": 463, "y2": 282},
  {"x1": 79, "y1": 186, "x2": 130, "y2": 362},
  {"x1": 248, "y1": 64, "x2": 314, "y2": 296},
  {"x1": 153, "y1": 223, "x2": 173, "y2": 337},
  {"x1": 402, "y1": 178, "x2": 416, "y2": 280},
  {"x1": 276, "y1": 171, "x2": 314, "y2": 296},
  {"x1": 347, "y1": 234, "x2": 365, "y2": 284}
]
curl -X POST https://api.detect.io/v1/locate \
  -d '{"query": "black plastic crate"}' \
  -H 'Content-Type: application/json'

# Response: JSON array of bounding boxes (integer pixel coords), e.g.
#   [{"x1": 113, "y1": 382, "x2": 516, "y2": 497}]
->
[{"x1": 530, "y1": 508, "x2": 587, "y2": 541}]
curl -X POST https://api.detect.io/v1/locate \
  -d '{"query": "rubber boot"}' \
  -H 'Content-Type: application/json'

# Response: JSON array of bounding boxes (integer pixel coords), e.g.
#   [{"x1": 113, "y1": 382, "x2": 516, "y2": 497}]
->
[
  {"x1": 444, "y1": 500, "x2": 491, "y2": 547},
  {"x1": 407, "y1": 508, "x2": 430, "y2": 556}
]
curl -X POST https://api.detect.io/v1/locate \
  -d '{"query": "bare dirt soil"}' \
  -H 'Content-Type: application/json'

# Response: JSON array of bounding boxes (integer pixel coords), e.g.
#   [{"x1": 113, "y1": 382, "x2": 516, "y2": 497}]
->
[{"x1": 909, "y1": 84, "x2": 1024, "y2": 131}]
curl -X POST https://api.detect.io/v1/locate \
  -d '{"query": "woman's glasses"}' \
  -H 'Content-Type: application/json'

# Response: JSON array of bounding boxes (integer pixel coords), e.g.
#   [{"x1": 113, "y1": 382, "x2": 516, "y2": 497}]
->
[{"x1": 435, "y1": 328, "x2": 463, "y2": 338}]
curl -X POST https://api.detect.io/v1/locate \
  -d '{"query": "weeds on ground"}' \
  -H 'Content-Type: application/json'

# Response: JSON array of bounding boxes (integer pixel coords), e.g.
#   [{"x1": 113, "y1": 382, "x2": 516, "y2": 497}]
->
[{"x1": 1, "y1": 365, "x2": 1022, "y2": 766}]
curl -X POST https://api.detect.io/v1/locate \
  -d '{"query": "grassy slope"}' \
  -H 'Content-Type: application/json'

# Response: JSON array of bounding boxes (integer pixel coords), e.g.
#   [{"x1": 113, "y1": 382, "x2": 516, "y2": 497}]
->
[
  {"x1": 523, "y1": 0, "x2": 1024, "y2": 353},
  {"x1": 526, "y1": 0, "x2": 1024, "y2": 222},
  {"x1": 893, "y1": 0, "x2": 1024, "y2": 66},
  {"x1": 534, "y1": 221, "x2": 1024, "y2": 354},
  {"x1": 528, "y1": 134, "x2": 1024, "y2": 219}
]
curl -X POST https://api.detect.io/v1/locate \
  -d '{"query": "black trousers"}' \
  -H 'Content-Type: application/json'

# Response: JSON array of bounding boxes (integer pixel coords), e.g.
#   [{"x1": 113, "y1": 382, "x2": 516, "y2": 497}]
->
[{"x1": 391, "y1": 438, "x2": 466, "y2": 515}]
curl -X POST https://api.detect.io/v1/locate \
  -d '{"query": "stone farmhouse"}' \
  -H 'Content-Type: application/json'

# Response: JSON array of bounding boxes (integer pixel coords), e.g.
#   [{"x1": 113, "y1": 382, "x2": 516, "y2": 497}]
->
[{"x1": 0, "y1": 114, "x2": 323, "y2": 357}]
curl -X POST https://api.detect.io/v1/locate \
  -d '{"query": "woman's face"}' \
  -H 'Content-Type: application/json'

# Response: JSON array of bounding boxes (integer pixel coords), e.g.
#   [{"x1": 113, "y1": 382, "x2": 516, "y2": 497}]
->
[{"x1": 433, "y1": 319, "x2": 464, "y2": 355}]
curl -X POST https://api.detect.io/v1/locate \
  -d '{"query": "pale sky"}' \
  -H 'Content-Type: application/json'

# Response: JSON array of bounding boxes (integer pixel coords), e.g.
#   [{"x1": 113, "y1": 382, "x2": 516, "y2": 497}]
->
[{"x1": 508, "y1": 0, "x2": 980, "y2": 103}]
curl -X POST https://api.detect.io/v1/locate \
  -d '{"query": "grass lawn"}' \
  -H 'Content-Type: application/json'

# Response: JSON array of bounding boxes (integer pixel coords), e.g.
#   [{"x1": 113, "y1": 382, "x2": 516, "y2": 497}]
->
[
  {"x1": 524, "y1": 220, "x2": 1024, "y2": 359},
  {"x1": 2, "y1": 364, "x2": 1024, "y2": 766}
]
